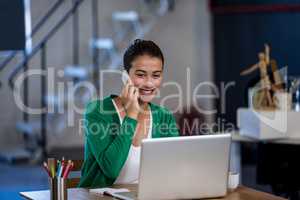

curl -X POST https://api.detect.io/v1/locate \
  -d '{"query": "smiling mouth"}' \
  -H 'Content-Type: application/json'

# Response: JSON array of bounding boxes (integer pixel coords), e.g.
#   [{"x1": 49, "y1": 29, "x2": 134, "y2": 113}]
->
[{"x1": 139, "y1": 88, "x2": 155, "y2": 95}]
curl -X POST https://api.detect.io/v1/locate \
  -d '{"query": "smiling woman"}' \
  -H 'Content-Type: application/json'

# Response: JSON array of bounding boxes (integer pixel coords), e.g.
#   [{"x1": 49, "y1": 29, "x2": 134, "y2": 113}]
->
[{"x1": 78, "y1": 39, "x2": 179, "y2": 188}]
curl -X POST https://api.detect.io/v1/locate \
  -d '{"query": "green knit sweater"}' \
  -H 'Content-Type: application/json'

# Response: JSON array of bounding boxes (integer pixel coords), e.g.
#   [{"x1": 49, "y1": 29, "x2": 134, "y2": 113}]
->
[{"x1": 78, "y1": 94, "x2": 179, "y2": 188}]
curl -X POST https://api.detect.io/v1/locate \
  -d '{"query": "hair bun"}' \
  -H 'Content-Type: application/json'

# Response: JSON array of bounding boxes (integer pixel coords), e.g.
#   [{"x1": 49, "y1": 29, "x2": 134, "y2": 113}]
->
[{"x1": 134, "y1": 38, "x2": 142, "y2": 44}]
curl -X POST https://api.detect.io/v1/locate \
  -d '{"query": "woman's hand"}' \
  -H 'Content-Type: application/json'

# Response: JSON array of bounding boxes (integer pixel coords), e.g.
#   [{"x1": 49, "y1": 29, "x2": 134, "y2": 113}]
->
[{"x1": 120, "y1": 80, "x2": 140, "y2": 120}]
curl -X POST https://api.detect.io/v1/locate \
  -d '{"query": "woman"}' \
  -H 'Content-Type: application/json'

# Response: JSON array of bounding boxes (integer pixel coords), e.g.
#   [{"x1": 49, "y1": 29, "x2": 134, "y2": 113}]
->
[{"x1": 79, "y1": 39, "x2": 179, "y2": 188}]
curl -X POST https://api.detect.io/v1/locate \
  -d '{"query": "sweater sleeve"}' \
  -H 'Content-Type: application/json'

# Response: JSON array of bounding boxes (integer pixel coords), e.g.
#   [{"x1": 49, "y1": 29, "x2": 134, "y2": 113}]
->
[{"x1": 84, "y1": 102, "x2": 137, "y2": 179}]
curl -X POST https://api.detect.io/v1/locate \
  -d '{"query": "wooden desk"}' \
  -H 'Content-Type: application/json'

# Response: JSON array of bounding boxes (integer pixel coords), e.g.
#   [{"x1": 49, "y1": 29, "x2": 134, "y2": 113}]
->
[{"x1": 20, "y1": 184, "x2": 286, "y2": 200}]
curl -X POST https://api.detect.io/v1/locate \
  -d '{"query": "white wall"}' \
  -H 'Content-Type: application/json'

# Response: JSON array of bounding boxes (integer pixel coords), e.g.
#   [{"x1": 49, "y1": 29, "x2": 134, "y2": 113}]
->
[{"x1": 0, "y1": 0, "x2": 213, "y2": 149}]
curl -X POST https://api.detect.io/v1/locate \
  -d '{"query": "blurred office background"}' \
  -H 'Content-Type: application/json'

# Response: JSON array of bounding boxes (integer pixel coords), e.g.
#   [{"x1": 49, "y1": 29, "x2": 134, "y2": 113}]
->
[{"x1": 0, "y1": 0, "x2": 300, "y2": 199}]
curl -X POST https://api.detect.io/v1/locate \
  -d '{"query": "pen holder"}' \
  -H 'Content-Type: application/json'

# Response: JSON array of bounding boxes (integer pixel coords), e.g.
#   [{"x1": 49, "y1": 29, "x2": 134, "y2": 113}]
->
[
  {"x1": 49, "y1": 177, "x2": 68, "y2": 200},
  {"x1": 49, "y1": 178, "x2": 58, "y2": 200},
  {"x1": 57, "y1": 178, "x2": 68, "y2": 200}
]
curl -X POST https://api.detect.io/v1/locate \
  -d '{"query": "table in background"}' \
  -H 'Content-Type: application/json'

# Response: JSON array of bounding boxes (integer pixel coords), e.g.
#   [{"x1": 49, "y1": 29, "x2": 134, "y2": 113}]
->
[
  {"x1": 229, "y1": 131, "x2": 300, "y2": 182},
  {"x1": 20, "y1": 184, "x2": 286, "y2": 200}
]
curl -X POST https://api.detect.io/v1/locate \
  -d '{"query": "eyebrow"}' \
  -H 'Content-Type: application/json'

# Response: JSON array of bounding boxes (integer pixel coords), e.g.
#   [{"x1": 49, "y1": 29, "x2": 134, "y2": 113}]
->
[{"x1": 135, "y1": 70, "x2": 162, "y2": 73}]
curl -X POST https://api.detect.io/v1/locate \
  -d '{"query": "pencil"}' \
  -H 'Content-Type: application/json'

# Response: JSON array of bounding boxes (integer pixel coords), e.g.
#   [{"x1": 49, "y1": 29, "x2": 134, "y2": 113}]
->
[
  {"x1": 42, "y1": 162, "x2": 51, "y2": 177},
  {"x1": 47, "y1": 158, "x2": 56, "y2": 178},
  {"x1": 63, "y1": 160, "x2": 74, "y2": 179}
]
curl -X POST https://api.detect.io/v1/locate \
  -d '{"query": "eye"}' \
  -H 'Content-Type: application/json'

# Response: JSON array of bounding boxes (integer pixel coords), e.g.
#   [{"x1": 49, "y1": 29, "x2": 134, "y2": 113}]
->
[
  {"x1": 136, "y1": 73, "x2": 145, "y2": 78},
  {"x1": 152, "y1": 74, "x2": 161, "y2": 79}
]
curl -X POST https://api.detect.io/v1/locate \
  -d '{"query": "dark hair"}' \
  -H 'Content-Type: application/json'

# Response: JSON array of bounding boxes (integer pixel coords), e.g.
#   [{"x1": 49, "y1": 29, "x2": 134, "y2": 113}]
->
[{"x1": 123, "y1": 39, "x2": 164, "y2": 72}]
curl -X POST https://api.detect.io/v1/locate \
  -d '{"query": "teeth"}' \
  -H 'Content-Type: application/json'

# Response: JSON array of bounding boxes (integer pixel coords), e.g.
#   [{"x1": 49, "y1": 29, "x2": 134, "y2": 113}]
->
[{"x1": 140, "y1": 89, "x2": 154, "y2": 95}]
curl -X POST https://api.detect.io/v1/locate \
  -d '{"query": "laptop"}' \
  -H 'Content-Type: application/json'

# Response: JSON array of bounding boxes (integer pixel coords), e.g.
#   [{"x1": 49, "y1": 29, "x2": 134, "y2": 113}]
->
[{"x1": 115, "y1": 134, "x2": 232, "y2": 200}]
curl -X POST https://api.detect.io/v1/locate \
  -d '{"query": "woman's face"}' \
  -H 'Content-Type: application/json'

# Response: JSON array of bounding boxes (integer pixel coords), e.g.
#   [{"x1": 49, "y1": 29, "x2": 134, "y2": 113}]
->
[{"x1": 128, "y1": 54, "x2": 163, "y2": 103}]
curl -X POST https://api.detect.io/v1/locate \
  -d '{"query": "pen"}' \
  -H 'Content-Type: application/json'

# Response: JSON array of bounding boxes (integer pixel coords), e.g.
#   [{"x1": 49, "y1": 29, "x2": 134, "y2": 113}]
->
[
  {"x1": 59, "y1": 157, "x2": 65, "y2": 177},
  {"x1": 103, "y1": 191, "x2": 130, "y2": 200},
  {"x1": 62, "y1": 160, "x2": 73, "y2": 179},
  {"x1": 47, "y1": 158, "x2": 56, "y2": 178},
  {"x1": 103, "y1": 191, "x2": 123, "y2": 200},
  {"x1": 103, "y1": 191, "x2": 115, "y2": 198},
  {"x1": 42, "y1": 162, "x2": 51, "y2": 177},
  {"x1": 56, "y1": 160, "x2": 61, "y2": 177}
]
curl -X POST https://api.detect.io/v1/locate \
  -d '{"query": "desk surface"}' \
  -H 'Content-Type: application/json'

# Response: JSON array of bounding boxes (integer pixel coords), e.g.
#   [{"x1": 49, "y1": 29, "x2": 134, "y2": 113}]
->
[
  {"x1": 20, "y1": 184, "x2": 286, "y2": 200},
  {"x1": 231, "y1": 131, "x2": 300, "y2": 145}
]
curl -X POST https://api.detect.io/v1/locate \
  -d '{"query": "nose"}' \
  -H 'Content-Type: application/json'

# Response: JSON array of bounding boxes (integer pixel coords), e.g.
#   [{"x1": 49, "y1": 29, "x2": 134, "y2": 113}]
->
[{"x1": 144, "y1": 76, "x2": 154, "y2": 88}]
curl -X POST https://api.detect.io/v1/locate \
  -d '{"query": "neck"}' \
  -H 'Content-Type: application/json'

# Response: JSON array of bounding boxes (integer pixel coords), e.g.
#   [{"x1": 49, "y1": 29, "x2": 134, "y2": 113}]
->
[
  {"x1": 114, "y1": 96, "x2": 149, "y2": 113},
  {"x1": 138, "y1": 98, "x2": 148, "y2": 110}
]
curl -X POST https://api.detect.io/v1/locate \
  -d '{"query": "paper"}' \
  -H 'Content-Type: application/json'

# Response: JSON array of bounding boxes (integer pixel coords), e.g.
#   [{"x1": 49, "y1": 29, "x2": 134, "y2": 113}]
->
[{"x1": 89, "y1": 187, "x2": 130, "y2": 195}]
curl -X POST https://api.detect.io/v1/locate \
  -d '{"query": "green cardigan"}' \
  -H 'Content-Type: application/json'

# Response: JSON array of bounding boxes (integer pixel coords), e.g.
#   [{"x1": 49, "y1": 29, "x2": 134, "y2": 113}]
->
[{"x1": 78, "y1": 95, "x2": 179, "y2": 188}]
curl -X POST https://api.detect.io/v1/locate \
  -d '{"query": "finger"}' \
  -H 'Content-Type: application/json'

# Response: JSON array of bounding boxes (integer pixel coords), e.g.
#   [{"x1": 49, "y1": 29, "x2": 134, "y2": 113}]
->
[
  {"x1": 127, "y1": 76, "x2": 133, "y2": 85},
  {"x1": 126, "y1": 80, "x2": 135, "y2": 93},
  {"x1": 125, "y1": 86, "x2": 133, "y2": 110},
  {"x1": 127, "y1": 80, "x2": 134, "y2": 89},
  {"x1": 120, "y1": 85, "x2": 125, "y2": 98},
  {"x1": 131, "y1": 87, "x2": 139, "y2": 102},
  {"x1": 128, "y1": 85, "x2": 135, "y2": 99},
  {"x1": 133, "y1": 88, "x2": 140, "y2": 111},
  {"x1": 133, "y1": 87, "x2": 139, "y2": 99},
  {"x1": 122, "y1": 81, "x2": 130, "y2": 98},
  {"x1": 132, "y1": 87, "x2": 139, "y2": 104}
]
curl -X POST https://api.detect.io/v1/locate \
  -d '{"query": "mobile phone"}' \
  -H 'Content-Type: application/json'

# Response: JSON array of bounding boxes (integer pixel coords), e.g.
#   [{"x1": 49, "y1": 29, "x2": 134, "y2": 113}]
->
[{"x1": 121, "y1": 70, "x2": 130, "y2": 85}]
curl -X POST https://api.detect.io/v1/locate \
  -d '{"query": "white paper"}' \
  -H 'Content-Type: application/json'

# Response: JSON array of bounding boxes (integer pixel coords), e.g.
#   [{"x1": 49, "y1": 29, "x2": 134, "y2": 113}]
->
[{"x1": 89, "y1": 187, "x2": 130, "y2": 195}]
